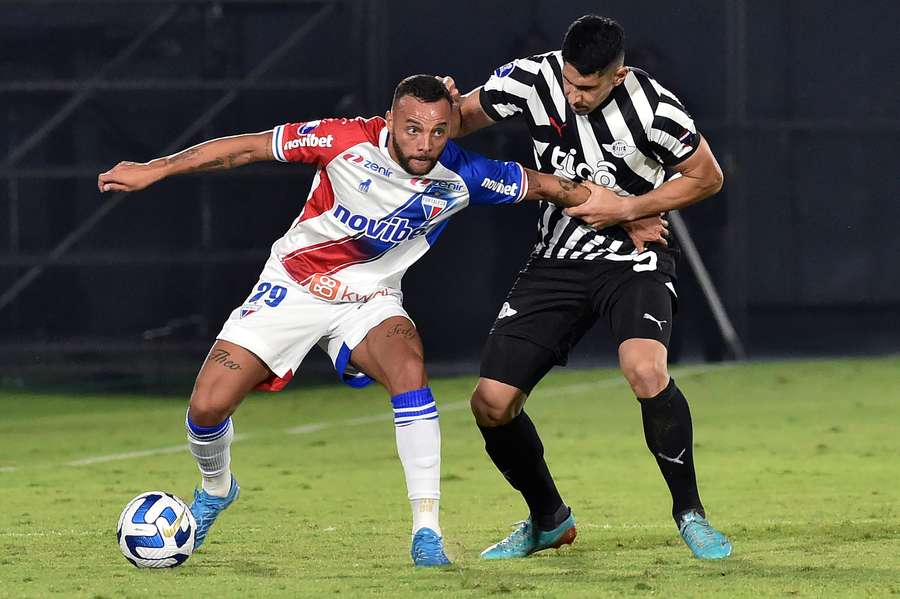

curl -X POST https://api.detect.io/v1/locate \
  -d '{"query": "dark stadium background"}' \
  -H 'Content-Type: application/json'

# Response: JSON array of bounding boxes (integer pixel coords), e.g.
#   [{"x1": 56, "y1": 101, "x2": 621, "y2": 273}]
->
[{"x1": 1, "y1": 0, "x2": 897, "y2": 388}]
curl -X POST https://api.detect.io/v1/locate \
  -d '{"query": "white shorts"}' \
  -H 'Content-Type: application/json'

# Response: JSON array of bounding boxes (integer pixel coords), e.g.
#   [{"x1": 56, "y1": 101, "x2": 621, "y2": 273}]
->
[{"x1": 216, "y1": 258, "x2": 410, "y2": 391}]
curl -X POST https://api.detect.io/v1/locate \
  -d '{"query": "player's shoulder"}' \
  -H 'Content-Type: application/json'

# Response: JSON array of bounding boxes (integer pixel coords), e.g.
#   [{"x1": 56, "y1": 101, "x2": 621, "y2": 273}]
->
[
  {"x1": 315, "y1": 116, "x2": 385, "y2": 145},
  {"x1": 492, "y1": 50, "x2": 558, "y2": 80},
  {"x1": 623, "y1": 68, "x2": 685, "y2": 109}
]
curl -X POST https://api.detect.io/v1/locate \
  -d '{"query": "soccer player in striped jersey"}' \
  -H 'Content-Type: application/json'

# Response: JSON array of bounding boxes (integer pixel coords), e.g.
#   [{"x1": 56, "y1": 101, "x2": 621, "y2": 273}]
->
[
  {"x1": 445, "y1": 15, "x2": 733, "y2": 560},
  {"x1": 97, "y1": 75, "x2": 612, "y2": 567}
]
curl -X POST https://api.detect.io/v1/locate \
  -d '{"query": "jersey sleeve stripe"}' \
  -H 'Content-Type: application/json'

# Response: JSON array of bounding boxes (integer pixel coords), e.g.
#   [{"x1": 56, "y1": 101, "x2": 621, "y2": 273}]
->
[
  {"x1": 480, "y1": 89, "x2": 524, "y2": 120},
  {"x1": 515, "y1": 162, "x2": 528, "y2": 203},
  {"x1": 272, "y1": 125, "x2": 286, "y2": 162},
  {"x1": 484, "y1": 77, "x2": 533, "y2": 105},
  {"x1": 655, "y1": 102, "x2": 696, "y2": 132},
  {"x1": 649, "y1": 130, "x2": 698, "y2": 164},
  {"x1": 657, "y1": 93, "x2": 688, "y2": 112}
]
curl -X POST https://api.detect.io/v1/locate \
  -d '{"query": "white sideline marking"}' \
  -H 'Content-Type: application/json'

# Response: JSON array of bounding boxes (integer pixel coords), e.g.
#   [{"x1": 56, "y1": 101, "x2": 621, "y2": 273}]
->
[
  {"x1": 65, "y1": 433, "x2": 251, "y2": 467},
  {"x1": 3, "y1": 516, "x2": 888, "y2": 539},
  {"x1": 3, "y1": 364, "x2": 730, "y2": 471}
]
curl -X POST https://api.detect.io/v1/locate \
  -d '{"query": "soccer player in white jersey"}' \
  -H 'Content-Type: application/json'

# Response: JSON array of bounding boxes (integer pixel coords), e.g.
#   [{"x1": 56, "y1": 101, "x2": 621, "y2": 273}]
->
[
  {"x1": 444, "y1": 15, "x2": 733, "y2": 560},
  {"x1": 97, "y1": 75, "x2": 634, "y2": 566}
]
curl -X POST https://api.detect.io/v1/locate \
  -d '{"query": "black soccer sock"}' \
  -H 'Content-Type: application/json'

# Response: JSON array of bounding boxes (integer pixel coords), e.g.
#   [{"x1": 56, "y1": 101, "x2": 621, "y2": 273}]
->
[
  {"x1": 639, "y1": 378, "x2": 704, "y2": 522},
  {"x1": 478, "y1": 411, "x2": 568, "y2": 531}
]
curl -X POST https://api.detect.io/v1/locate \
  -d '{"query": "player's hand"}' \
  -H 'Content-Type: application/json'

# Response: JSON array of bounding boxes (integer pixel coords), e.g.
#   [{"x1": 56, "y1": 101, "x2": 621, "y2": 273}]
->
[
  {"x1": 622, "y1": 215, "x2": 669, "y2": 253},
  {"x1": 564, "y1": 181, "x2": 631, "y2": 229},
  {"x1": 440, "y1": 76, "x2": 461, "y2": 108},
  {"x1": 97, "y1": 160, "x2": 164, "y2": 193}
]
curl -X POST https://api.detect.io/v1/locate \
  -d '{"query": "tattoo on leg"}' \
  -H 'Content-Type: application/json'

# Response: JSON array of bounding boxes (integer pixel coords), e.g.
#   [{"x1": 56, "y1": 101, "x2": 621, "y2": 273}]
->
[
  {"x1": 208, "y1": 348, "x2": 242, "y2": 370},
  {"x1": 386, "y1": 323, "x2": 416, "y2": 339}
]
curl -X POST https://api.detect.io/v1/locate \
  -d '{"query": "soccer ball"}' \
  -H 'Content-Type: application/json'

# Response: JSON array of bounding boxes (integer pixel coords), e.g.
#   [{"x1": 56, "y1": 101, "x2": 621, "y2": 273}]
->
[{"x1": 117, "y1": 491, "x2": 196, "y2": 568}]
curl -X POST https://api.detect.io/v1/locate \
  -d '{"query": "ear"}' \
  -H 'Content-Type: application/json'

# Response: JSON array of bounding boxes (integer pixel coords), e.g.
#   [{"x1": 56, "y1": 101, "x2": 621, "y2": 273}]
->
[
  {"x1": 613, "y1": 65, "x2": 629, "y2": 86},
  {"x1": 385, "y1": 109, "x2": 393, "y2": 129}
]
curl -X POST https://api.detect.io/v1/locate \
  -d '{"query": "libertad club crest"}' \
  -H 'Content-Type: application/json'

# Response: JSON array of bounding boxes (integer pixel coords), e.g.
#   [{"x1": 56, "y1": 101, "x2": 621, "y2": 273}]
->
[{"x1": 602, "y1": 139, "x2": 637, "y2": 158}]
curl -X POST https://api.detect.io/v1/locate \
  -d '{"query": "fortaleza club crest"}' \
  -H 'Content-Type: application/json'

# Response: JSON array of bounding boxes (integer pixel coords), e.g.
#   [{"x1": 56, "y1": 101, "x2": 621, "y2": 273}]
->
[
  {"x1": 239, "y1": 303, "x2": 260, "y2": 319},
  {"x1": 602, "y1": 139, "x2": 637, "y2": 158},
  {"x1": 421, "y1": 197, "x2": 448, "y2": 220}
]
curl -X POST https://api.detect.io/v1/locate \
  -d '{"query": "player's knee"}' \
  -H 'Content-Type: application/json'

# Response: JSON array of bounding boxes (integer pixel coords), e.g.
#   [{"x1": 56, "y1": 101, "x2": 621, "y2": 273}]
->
[
  {"x1": 622, "y1": 358, "x2": 669, "y2": 398},
  {"x1": 189, "y1": 380, "x2": 235, "y2": 427},
  {"x1": 470, "y1": 385, "x2": 518, "y2": 427},
  {"x1": 386, "y1": 354, "x2": 427, "y2": 396}
]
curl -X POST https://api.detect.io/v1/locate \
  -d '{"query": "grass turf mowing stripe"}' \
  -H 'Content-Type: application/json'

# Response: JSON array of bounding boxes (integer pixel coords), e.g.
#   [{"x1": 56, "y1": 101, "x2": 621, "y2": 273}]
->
[{"x1": 8, "y1": 364, "x2": 732, "y2": 472}]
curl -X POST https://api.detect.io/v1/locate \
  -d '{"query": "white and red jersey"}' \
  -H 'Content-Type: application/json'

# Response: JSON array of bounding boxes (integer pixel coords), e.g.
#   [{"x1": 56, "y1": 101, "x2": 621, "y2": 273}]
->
[{"x1": 268, "y1": 116, "x2": 527, "y2": 302}]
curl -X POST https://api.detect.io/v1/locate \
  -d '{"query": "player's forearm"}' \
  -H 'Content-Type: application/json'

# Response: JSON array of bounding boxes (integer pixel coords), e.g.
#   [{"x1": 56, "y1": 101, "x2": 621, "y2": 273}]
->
[
  {"x1": 523, "y1": 169, "x2": 589, "y2": 207},
  {"x1": 623, "y1": 173, "x2": 722, "y2": 221},
  {"x1": 155, "y1": 132, "x2": 273, "y2": 179}
]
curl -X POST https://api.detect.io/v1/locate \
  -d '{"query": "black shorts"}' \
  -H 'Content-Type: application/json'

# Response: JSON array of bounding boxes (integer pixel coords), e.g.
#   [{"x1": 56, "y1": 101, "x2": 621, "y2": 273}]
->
[{"x1": 480, "y1": 252, "x2": 677, "y2": 394}]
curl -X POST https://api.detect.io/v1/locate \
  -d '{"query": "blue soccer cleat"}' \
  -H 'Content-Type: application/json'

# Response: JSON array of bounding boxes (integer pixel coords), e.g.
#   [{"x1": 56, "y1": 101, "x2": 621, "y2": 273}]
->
[
  {"x1": 480, "y1": 512, "x2": 577, "y2": 560},
  {"x1": 190, "y1": 477, "x2": 240, "y2": 549},
  {"x1": 411, "y1": 527, "x2": 451, "y2": 566},
  {"x1": 678, "y1": 510, "x2": 732, "y2": 559}
]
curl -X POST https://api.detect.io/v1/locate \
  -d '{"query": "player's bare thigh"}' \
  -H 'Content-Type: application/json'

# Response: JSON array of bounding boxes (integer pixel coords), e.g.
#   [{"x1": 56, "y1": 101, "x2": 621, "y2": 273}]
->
[
  {"x1": 189, "y1": 340, "x2": 271, "y2": 426},
  {"x1": 470, "y1": 378, "x2": 528, "y2": 427},
  {"x1": 350, "y1": 316, "x2": 427, "y2": 396}
]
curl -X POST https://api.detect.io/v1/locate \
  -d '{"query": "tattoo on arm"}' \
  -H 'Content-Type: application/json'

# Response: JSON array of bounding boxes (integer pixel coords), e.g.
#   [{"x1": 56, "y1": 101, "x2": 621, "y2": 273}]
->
[
  {"x1": 208, "y1": 348, "x2": 242, "y2": 371},
  {"x1": 558, "y1": 178, "x2": 578, "y2": 193},
  {"x1": 165, "y1": 148, "x2": 200, "y2": 166},
  {"x1": 191, "y1": 158, "x2": 226, "y2": 171}
]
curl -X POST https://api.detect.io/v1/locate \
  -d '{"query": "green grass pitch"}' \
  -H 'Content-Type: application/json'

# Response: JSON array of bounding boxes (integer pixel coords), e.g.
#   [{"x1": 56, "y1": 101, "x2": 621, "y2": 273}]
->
[{"x1": 1, "y1": 356, "x2": 898, "y2": 598}]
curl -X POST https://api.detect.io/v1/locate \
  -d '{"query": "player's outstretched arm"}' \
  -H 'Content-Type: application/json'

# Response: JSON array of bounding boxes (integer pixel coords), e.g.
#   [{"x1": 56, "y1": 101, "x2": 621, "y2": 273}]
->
[
  {"x1": 521, "y1": 168, "x2": 592, "y2": 207},
  {"x1": 97, "y1": 131, "x2": 274, "y2": 193}
]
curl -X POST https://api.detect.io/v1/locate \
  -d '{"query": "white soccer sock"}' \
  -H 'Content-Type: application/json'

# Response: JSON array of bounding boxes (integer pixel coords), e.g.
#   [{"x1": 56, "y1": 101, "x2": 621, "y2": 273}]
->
[
  {"x1": 411, "y1": 498, "x2": 441, "y2": 536},
  {"x1": 186, "y1": 413, "x2": 234, "y2": 497},
  {"x1": 391, "y1": 388, "x2": 442, "y2": 536}
]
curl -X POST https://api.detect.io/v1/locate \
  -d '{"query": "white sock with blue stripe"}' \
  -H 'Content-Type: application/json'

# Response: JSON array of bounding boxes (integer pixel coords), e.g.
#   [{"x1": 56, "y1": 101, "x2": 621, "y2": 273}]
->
[
  {"x1": 186, "y1": 413, "x2": 234, "y2": 497},
  {"x1": 392, "y1": 387, "x2": 441, "y2": 536}
]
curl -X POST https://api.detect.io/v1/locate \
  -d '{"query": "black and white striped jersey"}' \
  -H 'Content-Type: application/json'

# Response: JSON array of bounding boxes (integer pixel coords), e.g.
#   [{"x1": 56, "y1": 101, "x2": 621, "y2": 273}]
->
[{"x1": 480, "y1": 50, "x2": 700, "y2": 263}]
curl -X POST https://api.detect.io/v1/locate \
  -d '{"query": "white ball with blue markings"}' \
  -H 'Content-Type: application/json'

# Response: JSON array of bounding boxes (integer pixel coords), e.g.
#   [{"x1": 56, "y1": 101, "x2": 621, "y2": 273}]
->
[{"x1": 117, "y1": 491, "x2": 196, "y2": 568}]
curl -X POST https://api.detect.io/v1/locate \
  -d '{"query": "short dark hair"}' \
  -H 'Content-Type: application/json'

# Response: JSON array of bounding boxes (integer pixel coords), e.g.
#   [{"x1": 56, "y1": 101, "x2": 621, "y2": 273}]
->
[
  {"x1": 392, "y1": 74, "x2": 452, "y2": 108},
  {"x1": 561, "y1": 15, "x2": 625, "y2": 76}
]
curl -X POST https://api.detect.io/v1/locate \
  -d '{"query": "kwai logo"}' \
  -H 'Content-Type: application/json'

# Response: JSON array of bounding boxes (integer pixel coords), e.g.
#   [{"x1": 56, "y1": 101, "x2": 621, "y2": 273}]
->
[
  {"x1": 342, "y1": 152, "x2": 393, "y2": 178},
  {"x1": 333, "y1": 204, "x2": 428, "y2": 242},
  {"x1": 549, "y1": 146, "x2": 618, "y2": 188}
]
